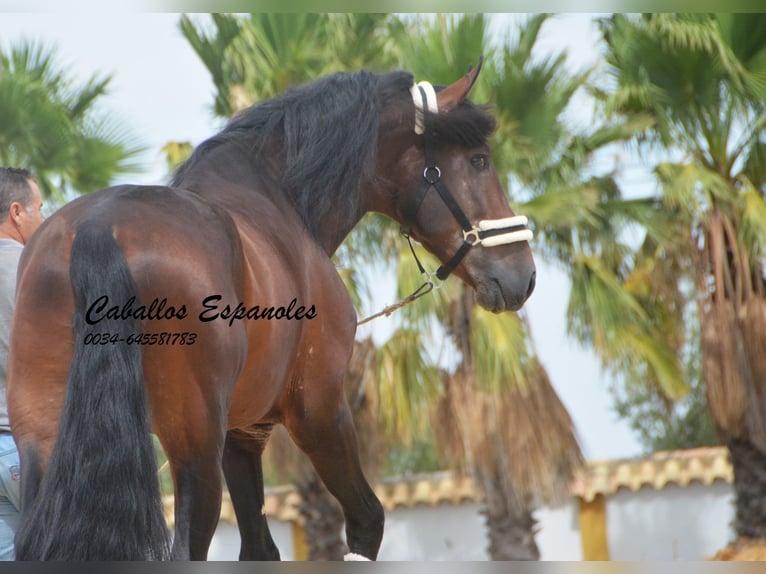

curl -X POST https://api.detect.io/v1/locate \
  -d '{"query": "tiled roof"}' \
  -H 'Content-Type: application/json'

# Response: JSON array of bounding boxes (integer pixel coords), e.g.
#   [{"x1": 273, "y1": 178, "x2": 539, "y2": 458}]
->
[
  {"x1": 570, "y1": 446, "x2": 732, "y2": 502},
  {"x1": 162, "y1": 446, "x2": 732, "y2": 525},
  {"x1": 162, "y1": 473, "x2": 475, "y2": 526}
]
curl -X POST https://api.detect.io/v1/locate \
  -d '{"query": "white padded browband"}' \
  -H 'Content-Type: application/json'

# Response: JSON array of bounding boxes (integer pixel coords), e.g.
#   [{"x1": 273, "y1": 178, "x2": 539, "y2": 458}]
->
[{"x1": 410, "y1": 80, "x2": 438, "y2": 134}]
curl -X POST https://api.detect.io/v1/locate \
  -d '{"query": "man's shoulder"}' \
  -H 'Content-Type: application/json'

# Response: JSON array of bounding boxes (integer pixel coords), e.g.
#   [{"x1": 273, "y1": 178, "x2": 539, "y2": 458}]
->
[
  {"x1": 0, "y1": 239, "x2": 23, "y2": 255},
  {"x1": 0, "y1": 239, "x2": 23, "y2": 273}
]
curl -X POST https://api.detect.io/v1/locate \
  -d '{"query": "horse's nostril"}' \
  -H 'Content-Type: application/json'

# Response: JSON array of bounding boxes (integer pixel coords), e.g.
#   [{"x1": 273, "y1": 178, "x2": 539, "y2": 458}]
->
[{"x1": 526, "y1": 270, "x2": 536, "y2": 299}]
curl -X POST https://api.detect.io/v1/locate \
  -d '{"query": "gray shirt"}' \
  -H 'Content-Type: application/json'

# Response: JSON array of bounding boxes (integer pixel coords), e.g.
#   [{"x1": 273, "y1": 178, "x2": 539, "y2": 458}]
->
[{"x1": 0, "y1": 238, "x2": 23, "y2": 432}]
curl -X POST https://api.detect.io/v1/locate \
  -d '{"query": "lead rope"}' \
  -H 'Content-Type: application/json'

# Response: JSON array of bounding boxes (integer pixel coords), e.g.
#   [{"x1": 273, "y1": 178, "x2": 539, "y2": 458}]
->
[
  {"x1": 356, "y1": 236, "x2": 437, "y2": 326},
  {"x1": 356, "y1": 279, "x2": 434, "y2": 326}
]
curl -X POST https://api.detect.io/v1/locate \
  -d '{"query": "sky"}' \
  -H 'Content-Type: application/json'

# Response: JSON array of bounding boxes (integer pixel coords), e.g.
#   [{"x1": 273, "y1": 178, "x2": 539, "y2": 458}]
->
[{"x1": 1, "y1": 12, "x2": 646, "y2": 461}]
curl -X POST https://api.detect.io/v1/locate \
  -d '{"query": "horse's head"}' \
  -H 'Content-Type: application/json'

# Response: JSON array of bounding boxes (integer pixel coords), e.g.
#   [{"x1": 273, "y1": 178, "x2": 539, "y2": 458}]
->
[{"x1": 373, "y1": 60, "x2": 536, "y2": 312}]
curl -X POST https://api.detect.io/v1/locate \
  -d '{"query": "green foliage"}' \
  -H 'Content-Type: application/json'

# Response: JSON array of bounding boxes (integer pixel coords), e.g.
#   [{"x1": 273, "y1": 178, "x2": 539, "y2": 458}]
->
[
  {"x1": 383, "y1": 439, "x2": 443, "y2": 477},
  {"x1": 612, "y1": 377, "x2": 722, "y2": 453},
  {"x1": 610, "y1": 320, "x2": 723, "y2": 452},
  {"x1": 490, "y1": 15, "x2": 591, "y2": 187},
  {"x1": 180, "y1": 13, "x2": 396, "y2": 117},
  {"x1": 160, "y1": 141, "x2": 194, "y2": 172},
  {"x1": 388, "y1": 14, "x2": 492, "y2": 90},
  {"x1": 597, "y1": 14, "x2": 766, "y2": 466},
  {"x1": 469, "y1": 307, "x2": 530, "y2": 394},
  {"x1": 373, "y1": 327, "x2": 441, "y2": 443},
  {"x1": 0, "y1": 39, "x2": 144, "y2": 201},
  {"x1": 153, "y1": 436, "x2": 174, "y2": 497}
]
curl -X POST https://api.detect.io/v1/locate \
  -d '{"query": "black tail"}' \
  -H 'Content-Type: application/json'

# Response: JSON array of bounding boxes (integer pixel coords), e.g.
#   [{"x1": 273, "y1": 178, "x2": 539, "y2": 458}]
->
[{"x1": 15, "y1": 222, "x2": 171, "y2": 560}]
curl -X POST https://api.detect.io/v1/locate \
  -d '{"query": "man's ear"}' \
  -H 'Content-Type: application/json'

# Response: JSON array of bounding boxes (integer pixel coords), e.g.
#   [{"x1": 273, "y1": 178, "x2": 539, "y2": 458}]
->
[{"x1": 9, "y1": 201, "x2": 24, "y2": 223}]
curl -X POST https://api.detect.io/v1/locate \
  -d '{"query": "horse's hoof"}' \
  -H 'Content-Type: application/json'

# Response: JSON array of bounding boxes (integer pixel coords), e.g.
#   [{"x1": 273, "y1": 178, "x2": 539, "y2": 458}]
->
[{"x1": 344, "y1": 553, "x2": 371, "y2": 561}]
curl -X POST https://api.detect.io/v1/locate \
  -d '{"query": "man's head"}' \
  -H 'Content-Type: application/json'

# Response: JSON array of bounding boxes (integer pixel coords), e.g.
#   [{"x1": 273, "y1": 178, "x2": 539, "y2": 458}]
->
[{"x1": 0, "y1": 167, "x2": 45, "y2": 245}]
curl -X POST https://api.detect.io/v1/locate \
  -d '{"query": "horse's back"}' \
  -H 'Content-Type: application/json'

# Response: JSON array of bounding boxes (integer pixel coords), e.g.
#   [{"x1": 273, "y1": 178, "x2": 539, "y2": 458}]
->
[
  {"x1": 9, "y1": 182, "x2": 357, "y2": 451},
  {"x1": 204, "y1": 188, "x2": 359, "y2": 428}
]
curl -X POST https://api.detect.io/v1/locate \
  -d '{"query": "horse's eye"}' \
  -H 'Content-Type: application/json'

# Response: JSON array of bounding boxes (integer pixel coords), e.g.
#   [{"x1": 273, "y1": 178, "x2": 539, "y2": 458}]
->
[{"x1": 471, "y1": 154, "x2": 489, "y2": 171}]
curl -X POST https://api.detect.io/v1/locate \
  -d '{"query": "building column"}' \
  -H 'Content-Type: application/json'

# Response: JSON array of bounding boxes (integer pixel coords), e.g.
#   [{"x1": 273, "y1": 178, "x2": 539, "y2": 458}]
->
[
  {"x1": 578, "y1": 494, "x2": 610, "y2": 560},
  {"x1": 291, "y1": 520, "x2": 309, "y2": 561}
]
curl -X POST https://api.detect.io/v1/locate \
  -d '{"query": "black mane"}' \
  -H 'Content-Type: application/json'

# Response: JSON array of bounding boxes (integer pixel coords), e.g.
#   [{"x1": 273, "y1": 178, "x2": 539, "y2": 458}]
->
[{"x1": 172, "y1": 69, "x2": 496, "y2": 241}]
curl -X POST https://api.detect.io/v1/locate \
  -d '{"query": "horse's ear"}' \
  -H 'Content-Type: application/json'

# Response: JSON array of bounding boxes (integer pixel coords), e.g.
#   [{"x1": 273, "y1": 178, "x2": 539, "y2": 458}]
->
[{"x1": 436, "y1": 56, "x2": 484, "y2": 113}]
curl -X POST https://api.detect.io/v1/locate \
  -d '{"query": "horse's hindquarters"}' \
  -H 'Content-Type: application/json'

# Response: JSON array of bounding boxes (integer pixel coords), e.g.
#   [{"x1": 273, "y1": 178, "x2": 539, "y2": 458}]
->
[
  {"x1": 7, "y1": 223, "x2": 75, "y2": 465},
  {"x1": 7, "y1": 186, "x2": 254, "y2": 559}
]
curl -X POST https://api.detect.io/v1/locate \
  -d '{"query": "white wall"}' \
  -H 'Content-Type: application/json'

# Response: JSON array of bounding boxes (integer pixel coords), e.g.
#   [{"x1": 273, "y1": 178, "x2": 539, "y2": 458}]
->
[
  {"x1": 380, "y1": 499, "x2": 584, "y2": 561},
  {"x1": 207, "y1": 520, "x2": 295, "y2": 561},
  {"x1": 204, "y1": 481, "x2": 735, "y2": 561},
  {"x1": 606, "y1": 482, "x2": 735, "y2": 560},
  {"x1": 536, "y1": 500, "x2": 583, "y2": 561},
  {"x1": 206, "y1": 504, "x2": 491, "y2": 561},
  {"x1": 378, "y1": 504, "x2": 489, "y2": 561}
]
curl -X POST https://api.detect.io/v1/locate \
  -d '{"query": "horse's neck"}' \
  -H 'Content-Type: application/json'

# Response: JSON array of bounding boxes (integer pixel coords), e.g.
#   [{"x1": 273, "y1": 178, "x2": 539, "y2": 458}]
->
[
  {"x1": 179, "y1": 157, "x2": 366, "y2": 258},
  {"x1": 313, "y1": 210, "x2": 367, "y2": 256}
]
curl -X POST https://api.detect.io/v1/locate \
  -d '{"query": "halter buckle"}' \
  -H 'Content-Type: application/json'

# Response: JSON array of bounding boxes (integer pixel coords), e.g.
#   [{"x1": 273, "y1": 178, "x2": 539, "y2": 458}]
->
[{"x1": 463, "y1": 227, "x2": 481, "y2": 245}]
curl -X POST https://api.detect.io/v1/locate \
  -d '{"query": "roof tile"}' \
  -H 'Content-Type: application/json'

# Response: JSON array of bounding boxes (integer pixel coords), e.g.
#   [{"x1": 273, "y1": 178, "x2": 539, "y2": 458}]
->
[{"x1": 162, "y1": 446, "x2": 733, "y2": 523}]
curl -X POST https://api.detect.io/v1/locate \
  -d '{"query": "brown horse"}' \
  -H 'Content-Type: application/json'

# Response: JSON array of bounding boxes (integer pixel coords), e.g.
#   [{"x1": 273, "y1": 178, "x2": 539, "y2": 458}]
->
[{"x1": 7, "y1": 60, "x2": 535, "y2": 560}]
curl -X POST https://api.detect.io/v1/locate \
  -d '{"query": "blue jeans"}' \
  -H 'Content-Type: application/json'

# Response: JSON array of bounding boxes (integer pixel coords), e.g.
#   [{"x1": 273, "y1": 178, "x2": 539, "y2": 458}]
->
[{"x1": 0, "y1": 432, "x2": 19, "y2": 560}]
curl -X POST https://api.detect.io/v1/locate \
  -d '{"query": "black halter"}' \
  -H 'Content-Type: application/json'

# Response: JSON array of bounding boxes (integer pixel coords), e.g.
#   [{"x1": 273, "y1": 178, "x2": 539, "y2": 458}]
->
[
  {"x1": 399, "y1": 85, "x2": 531, "y2": 282},
  {"x1": 357, "y1": 82, "x2": 532, "y2": 326}
]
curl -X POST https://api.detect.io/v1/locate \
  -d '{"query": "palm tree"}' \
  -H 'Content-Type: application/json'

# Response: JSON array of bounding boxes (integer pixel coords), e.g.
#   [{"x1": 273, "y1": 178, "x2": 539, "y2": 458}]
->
[
  {"x1": 0, "y1": 39, "x2": 144, "y2": 202},
  {"x1": 432, "y1": 286, "x2": 583, "y2": 560},
  {"x1": 391, "y1": 14, "x2": 691, "y2": 558},
  {"x1": 595, "y1": 13, "x2": 766, "y2": 540},
  {"x1": 489, "y1": 15, "x2": 684, "y2": 410},
  {"x1": 385, "y1": 14, "x2": 601, "y2": 560}
]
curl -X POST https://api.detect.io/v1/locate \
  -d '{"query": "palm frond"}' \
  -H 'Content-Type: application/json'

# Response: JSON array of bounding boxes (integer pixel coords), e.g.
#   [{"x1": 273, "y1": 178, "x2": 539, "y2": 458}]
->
[
  {"x1": 567, "y1": 254, "x2": 649, "y2": 347},
  {"x1": 389, "y1": 14, "x2": 493, "y2": 91},
  {"x1": 468, "y1": 307, "x2": 530, "y2": 393},
  {"x1": 373, "y1": 328, "x2": 440, "y2": 443},
  {"x1": 655, "y1": 161, "x2": 735, "y2": 213},
  {"x1": 0, "y1": 38, "x2": 143, "y2": 199},
  {"x1": 179, "y1": 14, "x2": 242, "y2": 117},
  {"x1": 739, "y1": 182, "x2": 766, "y2": 262},
  {"x1": 394, "y1": 241, "x2": 459, "y2": 328},
  {"x1": 741, "y1": 137, "x2": 766, "y2": 185}
]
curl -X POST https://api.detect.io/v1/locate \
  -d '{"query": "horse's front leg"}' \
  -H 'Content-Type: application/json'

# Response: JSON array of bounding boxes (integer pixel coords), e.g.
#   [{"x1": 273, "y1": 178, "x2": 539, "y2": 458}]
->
[
  {"x1": 286, "y1": 389, "x2": 384, "y2": 561},
  {"x1": 222, "y1": 426, "x2": 281, "y2": 560}
]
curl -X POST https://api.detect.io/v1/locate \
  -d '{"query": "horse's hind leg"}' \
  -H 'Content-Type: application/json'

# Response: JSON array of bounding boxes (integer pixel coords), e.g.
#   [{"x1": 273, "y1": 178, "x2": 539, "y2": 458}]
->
[
  {"x1": 152, "y1": 372, "x2": 231, "y2": 561},
  {"x1": 169, "y1": 445, "x2": 225, "y2": 561},
  {"x1": 222, "y1": 426, "x2": 280, "y2": 561},
  {"x1": 286, "y1": 394, "x2": 384, "y2": 560}
]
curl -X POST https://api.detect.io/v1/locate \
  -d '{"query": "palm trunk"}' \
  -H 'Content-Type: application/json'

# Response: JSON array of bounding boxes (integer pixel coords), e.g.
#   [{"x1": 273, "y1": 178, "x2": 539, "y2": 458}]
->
[
  {"x1": 297, "y1": 471, "x2": 347, "y2": 560},
  {"x1": 480, "y1": 471, "x2": 540, "y2": 561},
  {"x1": 729, "y1": 437, "x2": 766, "y2": 539}
]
